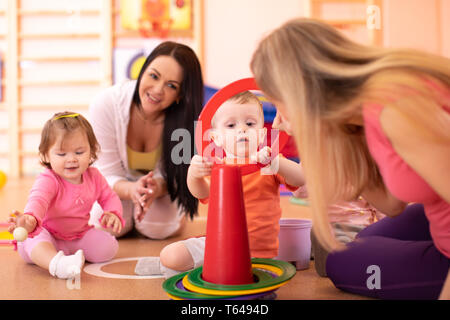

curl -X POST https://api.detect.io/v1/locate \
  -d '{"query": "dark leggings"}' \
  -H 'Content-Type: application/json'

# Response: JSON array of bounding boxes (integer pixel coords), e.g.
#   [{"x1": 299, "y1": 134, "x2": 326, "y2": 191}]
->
[{"x1": 326, "y1": 203, "x2": 450, "y2": 299}]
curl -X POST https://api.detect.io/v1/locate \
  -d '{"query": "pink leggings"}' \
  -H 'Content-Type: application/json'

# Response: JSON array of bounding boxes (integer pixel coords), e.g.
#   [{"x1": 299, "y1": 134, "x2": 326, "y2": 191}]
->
[{"x1": 18, "y1": 227, "x2": 118, "y2": 264}]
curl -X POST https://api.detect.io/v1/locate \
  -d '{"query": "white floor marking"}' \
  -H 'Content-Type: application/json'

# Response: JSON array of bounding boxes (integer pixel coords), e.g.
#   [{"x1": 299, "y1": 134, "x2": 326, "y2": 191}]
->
[{"x1": 83, "y1": 256, "x2": 164, "y2": 280}]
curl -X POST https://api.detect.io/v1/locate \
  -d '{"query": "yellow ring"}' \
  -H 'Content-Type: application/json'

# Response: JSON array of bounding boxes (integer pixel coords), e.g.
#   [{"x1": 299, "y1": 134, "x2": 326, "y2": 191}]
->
[
  {"x1": 182, "y1": 276, "x2": 290, "y2": 296},
  {"x1": 183, "y1": 263, "x2": 290, "y2": 296},
  {"x1": 252, "y1": 263, "x2": 283, "y2": 276},
  {"x1": 167, "y1": 292, "x2": 184, "y2": 300}
]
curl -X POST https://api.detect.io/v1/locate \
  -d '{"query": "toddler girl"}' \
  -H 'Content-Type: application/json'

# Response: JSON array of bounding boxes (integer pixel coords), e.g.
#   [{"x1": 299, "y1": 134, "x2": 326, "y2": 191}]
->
[{"x1": 8, "y1": 112, "x2": 125, "y2": 279}]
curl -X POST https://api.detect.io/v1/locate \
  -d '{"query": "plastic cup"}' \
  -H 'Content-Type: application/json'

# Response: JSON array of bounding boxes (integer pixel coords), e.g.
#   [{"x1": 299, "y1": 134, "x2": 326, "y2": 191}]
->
[{"x1": 275, "y1": 218, "x2": 313, "y2": 270}]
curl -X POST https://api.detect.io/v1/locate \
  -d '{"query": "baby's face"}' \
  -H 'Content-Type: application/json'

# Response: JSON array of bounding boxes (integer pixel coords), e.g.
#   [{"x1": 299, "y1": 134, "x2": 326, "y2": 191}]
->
[
  {"x1": 212, "y1": 101, "x2": 265, "y2": 158},
  {"x1": 45, "y1": 128, "x2": 92, "y2": 184}
]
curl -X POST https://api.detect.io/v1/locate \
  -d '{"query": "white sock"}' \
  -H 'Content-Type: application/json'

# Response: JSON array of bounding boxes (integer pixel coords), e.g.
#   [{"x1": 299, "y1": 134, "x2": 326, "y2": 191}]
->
[
  {"x1": 49, "y1": 250, "x2": 85, "y2": 279},
  {"x1": 135, "y1": 257, "x2": 162, "y2": 276},
  {"x1": 134, "y1": 257, "x2": 182, "y2": 279}
]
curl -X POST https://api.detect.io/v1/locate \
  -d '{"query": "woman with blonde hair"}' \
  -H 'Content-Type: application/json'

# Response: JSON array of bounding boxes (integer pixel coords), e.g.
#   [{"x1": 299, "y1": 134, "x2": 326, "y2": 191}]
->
[{"x1": 251, "y1": 18, "x2": 450, "y2": 299}]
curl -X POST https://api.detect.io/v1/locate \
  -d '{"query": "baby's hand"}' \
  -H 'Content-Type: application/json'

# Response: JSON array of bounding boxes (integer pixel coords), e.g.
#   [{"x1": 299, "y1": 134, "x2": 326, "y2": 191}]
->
[
  {"x1": 100, "y1": 212, "x2": 122, "y2": 234},
  {"x1": 251, "y1": 146, "x2": 272, "y2": 165},
  {"x1": 189, "y1": 155, "x2": 214, "y2": 179},
  {"x1": 7, "y1": 210, "x2": 37, "y2": 234}
]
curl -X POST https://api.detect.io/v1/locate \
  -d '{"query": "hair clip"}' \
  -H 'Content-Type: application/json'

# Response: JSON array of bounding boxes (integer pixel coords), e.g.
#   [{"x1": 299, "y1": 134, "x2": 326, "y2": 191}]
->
[{"x1": 53, "y1": 113, "x2": 80, "y2": 120}]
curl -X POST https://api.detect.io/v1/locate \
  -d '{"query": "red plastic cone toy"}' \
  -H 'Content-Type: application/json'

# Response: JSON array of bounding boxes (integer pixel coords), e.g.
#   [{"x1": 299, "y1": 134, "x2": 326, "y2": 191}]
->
[{"x1": 202, "y1": 164, "x2": 254, "y2": 285}]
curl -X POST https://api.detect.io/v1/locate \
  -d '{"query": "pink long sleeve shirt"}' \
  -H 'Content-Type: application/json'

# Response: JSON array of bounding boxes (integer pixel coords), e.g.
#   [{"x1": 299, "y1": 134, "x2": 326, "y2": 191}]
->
[
  {"x1": 25, "y1": 167, "x2": 124, "y2": 240},
  {"x1": 363, "y1": 97, "x2": 450, "y2": 258}
]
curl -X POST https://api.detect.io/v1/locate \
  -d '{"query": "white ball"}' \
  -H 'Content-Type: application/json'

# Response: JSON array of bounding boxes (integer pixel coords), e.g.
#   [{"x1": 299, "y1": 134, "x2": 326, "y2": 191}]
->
[{"x1": 13, "y1": 227, "x2": 28, "y2": 242}]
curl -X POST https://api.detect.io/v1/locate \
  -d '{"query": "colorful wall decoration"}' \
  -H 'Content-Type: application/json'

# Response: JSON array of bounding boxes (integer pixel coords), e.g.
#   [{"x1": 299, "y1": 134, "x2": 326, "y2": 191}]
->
[{"x1": 119, "y1": 0, "x2": 194, "y2": 38}]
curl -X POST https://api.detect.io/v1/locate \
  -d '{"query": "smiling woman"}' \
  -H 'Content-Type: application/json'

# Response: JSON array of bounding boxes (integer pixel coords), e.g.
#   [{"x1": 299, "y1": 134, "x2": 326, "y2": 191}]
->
[
  {"x1": 136, "y1": 55, "x2": 183, "y2": 122},
  {"x1": 88, "y1": 41, "x2": 204, "y2": 240}
]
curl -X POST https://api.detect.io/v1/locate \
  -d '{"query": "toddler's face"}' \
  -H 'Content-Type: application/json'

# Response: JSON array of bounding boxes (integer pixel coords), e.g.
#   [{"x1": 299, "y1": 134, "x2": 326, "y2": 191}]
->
[
  {"x1": 45, "y1": 128, "x2": 92, "y2": 184},
  {"x1": 212, "y1": 101, "x2": 266, "y2": 158}
]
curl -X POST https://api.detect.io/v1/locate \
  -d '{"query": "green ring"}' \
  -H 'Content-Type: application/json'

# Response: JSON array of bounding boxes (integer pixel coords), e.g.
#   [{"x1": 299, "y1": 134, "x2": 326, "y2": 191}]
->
[
  {"x1": 187, "y1": 258, "x2": 296, "y2": 292},
  {"x1": 162, "y1": 268, "x2": 273, "y2": 300},
  {"x1": 163, "y1": 271, "x2": 233, "y2": 299}
]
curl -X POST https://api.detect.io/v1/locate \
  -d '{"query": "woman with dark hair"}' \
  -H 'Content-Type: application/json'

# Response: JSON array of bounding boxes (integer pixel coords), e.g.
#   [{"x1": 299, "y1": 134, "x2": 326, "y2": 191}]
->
[{"x1": 88, "y1": 41, "x2": 203, "y2": 239}]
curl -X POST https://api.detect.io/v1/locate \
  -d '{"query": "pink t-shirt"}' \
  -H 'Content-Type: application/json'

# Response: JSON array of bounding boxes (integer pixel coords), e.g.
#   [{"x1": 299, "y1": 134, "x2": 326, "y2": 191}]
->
[
  {"x1": 363, "y1": 102, "x2": 450, "y2": 258},
  {"x1": 25, "y1": 167, "x2": 124, "y2": 240}
]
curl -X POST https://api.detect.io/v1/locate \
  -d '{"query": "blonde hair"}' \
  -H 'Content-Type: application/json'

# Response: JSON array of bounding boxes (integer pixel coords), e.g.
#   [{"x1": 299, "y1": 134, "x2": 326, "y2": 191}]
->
[
  {"x1": 251, "y1": 18, "x2": 450, "y2": 251},
  {"x1": 39, "y1": 111, "x2": 100, "y2": 169},
  {"x1": 211, "y1": 91, "x2": 264, "y2": 128},
  {"x1": 229, "y1": 91, "x2": 263, "y2": 107}
]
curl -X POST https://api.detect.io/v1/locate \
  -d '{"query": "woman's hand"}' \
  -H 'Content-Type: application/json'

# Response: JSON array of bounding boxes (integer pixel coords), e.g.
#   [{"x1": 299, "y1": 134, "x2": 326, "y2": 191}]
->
[
  {"x1": 361, "y1": 185, "x2": 407, "y2": 217},
  {"x1": 100, "y1": 212, "x2": 123, "y2": 234},
  {"x1": 7, "y1": 210, "x2": 37, "y2": 234},
  {"x1": 129, "y1": 172, "x2": 155, "y2": 222},
  {"x1": 134, "y1": 171, "x2": 164, "y2": 222}
]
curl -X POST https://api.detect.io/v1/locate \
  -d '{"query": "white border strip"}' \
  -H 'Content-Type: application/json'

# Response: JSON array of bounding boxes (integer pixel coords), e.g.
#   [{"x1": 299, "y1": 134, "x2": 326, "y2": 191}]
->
[{"x1": 83, "y1": 256, "x2": 164, "y2": 280}]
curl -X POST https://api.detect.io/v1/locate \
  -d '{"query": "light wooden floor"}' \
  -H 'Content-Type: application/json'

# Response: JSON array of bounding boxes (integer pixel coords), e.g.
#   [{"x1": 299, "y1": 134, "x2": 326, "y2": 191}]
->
[{"x1": 0, "y1": 176, "x2": 369, "y2": 300}]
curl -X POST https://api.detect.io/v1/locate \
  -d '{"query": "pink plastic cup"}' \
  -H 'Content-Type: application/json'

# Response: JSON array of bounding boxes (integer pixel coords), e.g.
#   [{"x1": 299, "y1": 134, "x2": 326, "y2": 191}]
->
[{"x1": 275, "y1": 218, "x2": 313, "y2": 270}]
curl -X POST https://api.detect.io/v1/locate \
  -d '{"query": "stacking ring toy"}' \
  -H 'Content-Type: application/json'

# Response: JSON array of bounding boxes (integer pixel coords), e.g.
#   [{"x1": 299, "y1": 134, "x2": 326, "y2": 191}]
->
[
  {"x1": 163, "y1": 271, "x2": 237, "y2": 300},
  {"x1": 163, "y1": 269, "x2": 275, "y2": 300},
  {"x1": 187, "y1": 259, "x2": 293, "y2": 291},
  {"x1": 183, "y1": 259, "x2": 295, "y2": 296},
  {"x1": 194, "y1": 78, "x2": 289, "y2": 176},
  {"x1": 175, "y1": 273, "x2": 276, "y2": 301},
  {"x1": 163, "y1": 258, "x2": 296, "y2": 300}
]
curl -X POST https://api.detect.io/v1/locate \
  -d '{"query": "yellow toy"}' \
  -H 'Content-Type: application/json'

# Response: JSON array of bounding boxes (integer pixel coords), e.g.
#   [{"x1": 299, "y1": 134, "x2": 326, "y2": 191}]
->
[
  {"x1": 0, "y1": 170, "x2": 6, "y2": 189},
  {"x1": 0, "y1": 230, "x2": 13, "y2": 240}
]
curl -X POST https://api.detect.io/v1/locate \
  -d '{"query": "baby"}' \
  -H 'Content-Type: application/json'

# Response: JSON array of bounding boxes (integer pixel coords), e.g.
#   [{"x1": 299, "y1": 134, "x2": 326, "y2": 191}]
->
[
  {"x1": 140, "y1": 91, "x2": 305, "y2": 277},
  {"x1": 8, "y1": 112, "x2": 124, "y2": 279}
]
